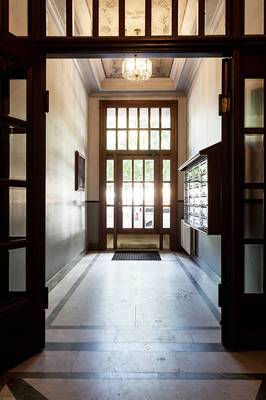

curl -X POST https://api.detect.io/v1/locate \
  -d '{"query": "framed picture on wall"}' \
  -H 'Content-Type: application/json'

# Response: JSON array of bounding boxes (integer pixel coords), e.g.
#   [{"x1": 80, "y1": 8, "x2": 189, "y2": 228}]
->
[{"x1": 75, "y1": 151, "x2": 85, "y2": 191}]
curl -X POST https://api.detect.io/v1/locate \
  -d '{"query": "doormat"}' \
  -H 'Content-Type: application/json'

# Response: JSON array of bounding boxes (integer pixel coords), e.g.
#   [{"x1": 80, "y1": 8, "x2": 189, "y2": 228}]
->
[{"x1": 112, "y1": 251, "x2": 161, "y2": 261}]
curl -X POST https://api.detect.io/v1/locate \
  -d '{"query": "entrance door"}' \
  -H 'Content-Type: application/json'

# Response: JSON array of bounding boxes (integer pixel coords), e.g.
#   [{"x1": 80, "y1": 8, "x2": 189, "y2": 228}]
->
[
  {"x1": 101, "y1": 101, "x2": 178, "y2": 251},
  {"x1": 0, "y1": 32, "x2": 46, "y2": 371},
  {"x1": 220, "y1": 54, "x2": 266, "y2": 348}
]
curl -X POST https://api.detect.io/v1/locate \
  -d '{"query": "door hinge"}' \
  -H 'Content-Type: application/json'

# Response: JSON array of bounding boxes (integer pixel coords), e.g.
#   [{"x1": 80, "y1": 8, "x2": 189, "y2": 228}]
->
[
  {"x1": 43, "y1": 286, "x2": 49, "y2": 309},
  {"x1": 219, "y1": 94, "x2": 231, "y2": 115},
  {"x1": 44, "y1": 90, "x2": 49, "y2": 113},
  {"x1": 218, "y1": 283, "x2": 223, "y2": 307}
]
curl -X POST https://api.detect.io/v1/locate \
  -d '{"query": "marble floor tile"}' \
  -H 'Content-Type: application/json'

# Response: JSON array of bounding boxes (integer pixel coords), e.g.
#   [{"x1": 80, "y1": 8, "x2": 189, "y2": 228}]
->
[{"x1": 25, "y1": 378, "x2": 261, "y2": 400}]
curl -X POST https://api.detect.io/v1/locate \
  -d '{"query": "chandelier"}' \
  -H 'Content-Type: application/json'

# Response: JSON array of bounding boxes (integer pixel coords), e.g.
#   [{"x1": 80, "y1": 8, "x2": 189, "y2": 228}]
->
[{"x1": 122, "y1": 58, "x2": 152, "y2": 81}]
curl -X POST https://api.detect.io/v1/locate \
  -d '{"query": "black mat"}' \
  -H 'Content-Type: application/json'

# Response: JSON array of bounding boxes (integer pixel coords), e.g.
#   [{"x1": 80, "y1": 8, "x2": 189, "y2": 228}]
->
[{"x1": 112, "y1": 251, "x2": 161, "y2": 261}]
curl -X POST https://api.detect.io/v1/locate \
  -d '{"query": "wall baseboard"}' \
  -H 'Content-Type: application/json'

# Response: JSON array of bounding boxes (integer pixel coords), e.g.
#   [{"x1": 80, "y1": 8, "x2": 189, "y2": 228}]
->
[
  {"x1": 191, "y1": 255, "x2": 221, "y2": 285},
  {"x1": 46, "y1": 251, "x2": 86, "y2": 292}
]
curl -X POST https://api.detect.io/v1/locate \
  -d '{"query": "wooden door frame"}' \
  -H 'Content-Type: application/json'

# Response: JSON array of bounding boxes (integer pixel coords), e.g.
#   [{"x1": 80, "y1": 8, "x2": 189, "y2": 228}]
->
[
  {"x1": 99, "y1": 100, "x2": 178, "y2": 251},
  {"x1": 0, "y1": 31, "x2": 46, "y2": 372}
]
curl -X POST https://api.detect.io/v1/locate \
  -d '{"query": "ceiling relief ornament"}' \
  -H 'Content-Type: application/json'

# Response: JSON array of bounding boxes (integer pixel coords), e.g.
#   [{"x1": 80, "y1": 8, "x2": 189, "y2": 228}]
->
[{"x1": 102, "y1": 58, "x2": 173, "y2": 78}]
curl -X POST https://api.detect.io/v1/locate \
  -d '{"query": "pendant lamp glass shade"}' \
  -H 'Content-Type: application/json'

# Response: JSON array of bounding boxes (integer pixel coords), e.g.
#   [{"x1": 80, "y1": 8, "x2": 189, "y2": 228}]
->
[{"x1": 122, "y1": 58, "x2": 152, "y2": 81}]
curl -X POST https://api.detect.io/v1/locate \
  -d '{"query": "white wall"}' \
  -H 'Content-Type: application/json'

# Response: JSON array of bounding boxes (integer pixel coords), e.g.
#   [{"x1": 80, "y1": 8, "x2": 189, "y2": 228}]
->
[{"x1": 187, "y1": 58, "x2": 222, "y2": 276}]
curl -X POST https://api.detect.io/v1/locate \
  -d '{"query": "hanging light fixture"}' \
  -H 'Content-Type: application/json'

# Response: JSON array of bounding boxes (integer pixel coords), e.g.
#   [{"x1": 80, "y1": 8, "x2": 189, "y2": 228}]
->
[{"x1": 122, "y1": 57, "x2": 152, "y2": 81}]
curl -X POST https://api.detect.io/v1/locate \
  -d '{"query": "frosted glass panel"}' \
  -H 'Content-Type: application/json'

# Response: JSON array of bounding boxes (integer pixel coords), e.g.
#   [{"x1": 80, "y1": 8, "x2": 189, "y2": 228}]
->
[
  {"x1": 145, "y1": 207, "x2": 154, "y2": 228},
  {"x1": 145, "y1": 183, "x2": 154, "y2": 205},
  {"x1": 9, "y1": 80, "x2": 27, "y2": 121},
  {"x1": 150, "y1": 108, "x2": 159, "y2": 128},
  {"x1": 205, "y1": 0, "x2": 225, "y2": 35},
  {"x1": 163, "y1": 183, "x2": 170, "y2": 205},
  {"x1": 161, "y1": 130, "x2": 171, "y2": 150},
  {"x1": 245, "y1": 0, "x2": 264, "y2": 34},
  {"x1": 150, "y1": 131, "x2": 160, "y2": 150},
  {"x1": 106, "y1": 130, "x2": 116, "y2": 150},
  {"x1": 106, "y1": 183, "x2": 114, "y2": 205},
  {"x1": 118, "y1": 108, "x2": 127, "y2": 128},
  {"x1": 139, "y1": 130, "x2": 149, "y2": 150},
  {"x1": 244, "y1": 245, "x2": 264, "y2": 293},
  {"x1": 125, "y1": 0, "x2": 145, "y2": 36},
  {"x1": 245, "y1": 134, "x2": 264, "y2": 182},
  {"x1": 99, "y1": 0, "x2": 119, "y2": 36},
  {"x1": 128, "y1": 131, "x2": 138, "y2": 150},
  {"x1": 107, "y1": 108, "x2": 116, "y2": 128},
  {"x1": 244, "y1": 190, "x2": 264, "y2": 239},
  {"x1": 123, "y1": 160, "x2": 132, "y2": 181},
  {"x1": 129, "y1": 108, "x2": 138, "y2": 128},
  {"x1": 9, "y1": 248, "x2": 26, "y2": 292},
  {"x1": 123, "y1": 183, "x2": 133, "y2": 205},
  {"x1": 139, "y1": 108, "x2": 149, "y2": 128},
  {"x1": 46, "y1": 0, "x2": 66, "y2": 36},
  {"x1": 134, "y1": 160, "x2": 143, "y2": 181},
  {"x1": 134, "y1": 206, "x2": 143, "y2": 228},
  {"x1": 9, "y1": 187, "x2": 26, "y2": 237},
  {"x1": 106, "y1": 206, "x2": 114, "y2": 228},
  {"x1": 163, "y1": 160, "x2": 170, "y2": 181},
  {"x1": 163, "y1": 207, "x2": 170, "y2": 228},
  {"x1": 10, "y1": 134, "x2": 26, "y2": 180},
  {"x1": 106, "y1": 160, "x2": 114, "y2": 181},
  {"x1": 73, "y1": 0, "x2": 92, "y2": 36},
  {"x1": 134, "y1": 183, "x2": 143, "y2": 205},
  {"x1": 123, "y1": 206, "x2": 132, "y2": 228},
  {"x1": 178, "y1": 0, "x2": 198, "y2": 35},
  {"x1": 152, "y1": 0, "x2": 172, "y2": 35},
  {"x1": 145, "y1": 160, "x2": 154, "y2": 181},
  {"x1": 161, "y1": 108, "x2": 170, "y2": 128},
  {"x1": 245, "y1": 79, "x2": 264, "y2": 128},
  {"x1": 9, "y1": 0, "x2": 27, "y2": 36},
  {"x1": 118, "y1": 130, "x2": 127, "y2": 150}
]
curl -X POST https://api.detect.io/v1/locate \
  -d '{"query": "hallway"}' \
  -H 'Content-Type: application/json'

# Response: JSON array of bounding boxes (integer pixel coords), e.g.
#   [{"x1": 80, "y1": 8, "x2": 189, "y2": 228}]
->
[{"x1": 1, "y1": 252, "x2": 266, "y2": 399}]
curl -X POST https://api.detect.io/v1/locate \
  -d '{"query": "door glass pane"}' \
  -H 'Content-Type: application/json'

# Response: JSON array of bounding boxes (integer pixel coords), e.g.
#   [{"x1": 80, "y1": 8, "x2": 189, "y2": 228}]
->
[
  {"x1": 107, "y1": 234, "x2": 114, "y2": 249},
  {"x1": 163, "y1": 207, "x2": 170, "y2": 228},
  {"x1": 145, "y1": 160, "x2": 154, "y2": 181},
  {"x1": 139, "y1": 108, "x2": 149, "y2": 128},
  {"x1": 106, "y1": 130, "x2": 116, "y2": 150},
  {"x1": 106, "y1": 159, "x2": 114, "y2": 181},
  {"x1": 244, "y1": 79, "x2": 264, "y2": 128},
  {"x1": 134, "y1": 206, "x2": 143, "y2": 228},
  {"x1": 118, "y1": 108, "x2": 127, "y2": 128},
  {"x1": 125, "y1": 0, "x2": 145, "y2": 36},
  {"x1": 152, "y1": 0, "x2": 172, "y2": 35},
  {"x1": 134, "y1": 183, "x2": 143, "y2": 204},
  {"x1": 9, "y1": 248, "x2": 26, "y2": 292},
  {"x1": 46, "y1": 0, "x2": 66, "y2": 36},
  {"x1": 10, "y1": 133, "x2": 26, "y2": 180},
  {"x1": 99, "y1": 0, "x2": 119, "y2": 36},
  {"x1": 244, "y1": 245, "x2": 264, "y2": 293},
  {"x1": 178, "y1": 0, "x2": 198, "y2": 35},
  {"x1": 205, "y1": 0, "x2": 225, "y2": 35},
  {"x1": 163, "y1": 182, "x2": 170, "y2": 205},
  {"x1": 123, "y1": 183, "x2": 132, "y2": 205},
  {"x1": 145, "y1": 207, "x2": 154, "y2": 228},
  {"x1": 9, "y1": 0, "x2": 28, "y2": 36},
  {"x1": 10, "y1": 187, "x2": 26, "y2": 237},
  {"x1": 107, "y1": 108, "x2": 116, "y2": 128},
  {"x1": 9, "y1": 80, "x2": 27, "y2": 121},
  {"x1": 106, "y1": 182, "x2": 114, "y2": 205},
  {"x1": 150, "y1": 130, "x2": 160, "y2": 150},
  {"x1": 118, "y1": 130, "x2": 127, "y2": 150},
  {"x1": 134, "y1": 160, "x2": 143, "y2": 181},
  {"x1": 123, "y1": 160, "x2": 132, "y2": 181},
  {"x1": 161, "y1": 130, "x2": 171, "y2": 149},
  {"x1": 139, "y1": 130, "x2": 149, "y2": 150},
  {"x1": 245, "y1": 0, "x2": 264, "y2": 34},
  {"x1": 150, "y1": 108, "x2": 159, "y2": 128},
  {"x1": 106, "y1": 206, "x2": 114, "y2": 228},
  {"x1": 244, "y1": 190, "x2": 264, "y2": 239},
  {"x1": 123, "y1": 206, "x2": 132, "y2": 228},
  {"x1": 161, "y1": 108, "x2": 171, "y2": 128},
  {"x1": 129, "y1": 108, "x2": 138, "y2": 128},
  {"x1": 245, "y1": 134, "x2": 264, "y2": 182},
  {"x1": 163, "y1": 160, "x2": 170, "y2": 181},
  {"x1": 128, "y1": 130, "x2": 138, "y2": 150},
  {"x1": 73, "y1": 0, "x2": 92, "y2": 36},
  {"x1": 145, "y1": 182, "x2": 154, "y2": 205}
]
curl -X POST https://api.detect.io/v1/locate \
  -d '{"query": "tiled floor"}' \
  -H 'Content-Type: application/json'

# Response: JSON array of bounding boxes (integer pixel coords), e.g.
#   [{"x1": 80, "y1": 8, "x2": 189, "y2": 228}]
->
[{"x1": 1, "y1": 252, "x2": 266, "y2": 399}]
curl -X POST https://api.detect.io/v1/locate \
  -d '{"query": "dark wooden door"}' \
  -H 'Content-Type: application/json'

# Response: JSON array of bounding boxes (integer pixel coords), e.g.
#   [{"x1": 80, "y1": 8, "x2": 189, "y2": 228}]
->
[
  {"x1": 0, "y1": 31, "x2": 46, "y2": 371},
  {"x1": 220, "y1": 53, "x2": 266, "y2": 348}
]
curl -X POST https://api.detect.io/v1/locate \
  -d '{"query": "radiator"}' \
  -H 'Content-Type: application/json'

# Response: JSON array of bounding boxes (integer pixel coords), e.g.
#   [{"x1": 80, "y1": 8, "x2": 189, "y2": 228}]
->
[{"x1": 181, "y1": 219, "x2": 191, "y2": 254}]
